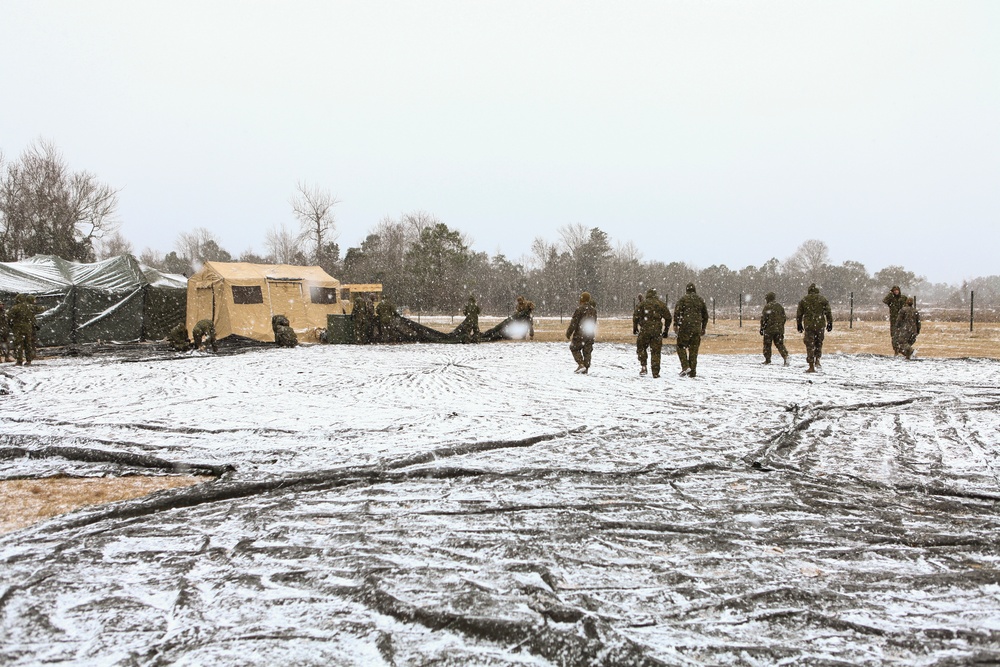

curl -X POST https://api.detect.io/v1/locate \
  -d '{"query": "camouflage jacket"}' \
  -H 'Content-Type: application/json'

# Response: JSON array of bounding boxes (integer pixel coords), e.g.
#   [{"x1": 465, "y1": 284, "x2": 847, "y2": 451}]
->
[
  {"x1": 673, "y1": 293, "x2": 708, "y2": 337},
  {"x1": 567, "y1": 302, "x2": 598, "y2": 341},
  {"x1": 896, "y1": 305, "x2": 921, "y2": 337},
  {"x1": 796, "y1": 289, "x2": 833, "y2": 331},
  {"x1": 7, "y1": 301, "x2": 37, "y2": 335},
  {"x1": 883, "y1": 292, "x2": 907, "y2": 321},
  {"x1": 633, "y1": 296, "x2": 671, "y2": 335},
  {"x1": 759, "y1": 301, "x2": 787, "y2": 336}
]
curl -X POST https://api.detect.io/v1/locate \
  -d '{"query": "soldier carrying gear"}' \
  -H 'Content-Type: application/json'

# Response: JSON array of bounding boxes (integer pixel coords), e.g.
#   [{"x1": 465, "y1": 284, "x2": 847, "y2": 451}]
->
[
  {"x1": 759, "y1": 292, "x2": 789, "y2": 366},
  {"x1": 632, "y1": 288, "x2": 671, "y2": 378},
  {"x1": 192, "y1": 319, "x2": 218, "y2": 352},
  {"x1": 896, "y1": 297, "x2": 921, "y2": 360},
  {"x1": 673, "y1": 283, "x2": 709, "y2": 378},
  {"x1": 566, "y1": 291, "x2": 597, "y2": 374},
  {"x1": 883, "y1": 285, "x2": 908, "y2": 355},
  {"x1": 272, "y1": 314, "x2": 298, "y2": 347},
  {"x1": 796, "y1": 283, "x2": 833, "y2": 373}
]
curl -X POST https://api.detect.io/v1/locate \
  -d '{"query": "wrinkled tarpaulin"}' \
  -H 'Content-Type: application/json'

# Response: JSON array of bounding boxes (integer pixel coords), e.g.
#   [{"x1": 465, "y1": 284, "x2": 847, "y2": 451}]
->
[
  {"x1": 378, "y1": 312, "x2": 532, "y2": 344},
  {"x1": 0, "y1": 255, "x2": 187, "y2": 346}
]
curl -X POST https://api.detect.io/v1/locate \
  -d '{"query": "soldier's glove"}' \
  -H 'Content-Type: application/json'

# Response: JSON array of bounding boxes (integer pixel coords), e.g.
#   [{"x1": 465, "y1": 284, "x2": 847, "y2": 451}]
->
[
  {"x1": 632, "y1": 329, "x2": 638, "y2": 335},
  {"x1": 701, "y1": 329, "x2": 706, "y2": 336},
  {"x1": 759, "y1": 328, "x2": 764, "y2": 336},
  {"x1": 826, "y1": 323, "x2": 833, "y2": 332},
  {"x1": 797, "y1": 325, "x2": 804, "y2": 333},
  {"x1": 662, "y1": 332, "x2": 669, "y2": 338}
]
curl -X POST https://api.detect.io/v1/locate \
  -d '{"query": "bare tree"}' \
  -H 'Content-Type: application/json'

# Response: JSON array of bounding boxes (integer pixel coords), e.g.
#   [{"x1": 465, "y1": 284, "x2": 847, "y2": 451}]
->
[
  {"x1": 291, "y1": 181, "x2": 339, "y2": 267},
  {"x1": 96, "y1": 230, "x2": 134, "y2": 260},
  {"x1": 265, "y1": 224, "x2": 306, "y2": 264},
  {"x1": 175, "y1": 227, "x2": 232, "y2": 269},
  {"x1": 784, "y1": 239, "x2": 830, "y2": 280},
  {"x1": 0, "y1": 139, "x2": 120, "y2": 261},
  {"x1": 138, "y1": 247, "x2": 164, "y2": 269},
  {"x1": 557, "y1": 223, "x2": 591, "y2": 255}
]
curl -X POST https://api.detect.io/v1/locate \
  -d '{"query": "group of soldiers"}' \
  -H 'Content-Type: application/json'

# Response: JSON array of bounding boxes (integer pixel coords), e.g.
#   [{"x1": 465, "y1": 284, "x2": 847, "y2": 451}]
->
[
  {"x1": 351, "y1": 294, "x2": 397, "y2": 345},
  {"x1": 630, "y1": 283, "x2": 711, "y2": 378},
  {"x1": 883, "y1": 285, "x2": 922, "y2": 359},
  {"x1": 167, "y1": 319, "x2": 220, "y2": 353},
  {"x1": 0, "y1": 294, "x2": 43, "y2": 366}
]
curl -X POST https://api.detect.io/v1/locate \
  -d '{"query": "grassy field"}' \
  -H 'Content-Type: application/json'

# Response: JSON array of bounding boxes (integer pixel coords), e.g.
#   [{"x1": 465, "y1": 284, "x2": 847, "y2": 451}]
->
[{"x1": 420, "y1": 316, "x2": 1000, "y2": 359}]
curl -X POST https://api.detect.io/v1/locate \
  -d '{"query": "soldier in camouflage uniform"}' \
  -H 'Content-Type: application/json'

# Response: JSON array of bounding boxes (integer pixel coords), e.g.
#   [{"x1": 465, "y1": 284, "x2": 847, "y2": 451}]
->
[
  {"x1": 460, "y1": 295, "x2": 481, "y2": 343},
  {"x1": 0, "y1": 302, "x2": 12, "y2": 362},
  {"x1": 882, "y1": 286, "x2": 907, "y2": 355},
  {"x1": 166, "y1": 323, "x2": 192, "y2": 352},
  {"x1": 271, "y1": 314, "x2": 298, "y2": 347},
  {"x1": 375, "y1": 297, "x2": 397, "y2": 343},
  {"x1": 895, "y1": 297, "x2": 921, "y2": 360},
  {"x1": 566, "y1": 292, "x2": 597, "y2": 374},
  {"x1": 352, "y1": 296, "x2": 369, "y2": 344},
  {"x1": 632, "y1": 288, "x2": 671, "y2": 378},
  {"x1": 796, "y1": 283, "x2": 833, "y2": 373},
  {"x1": 191, "y1": 319, "x2": 218, "y2": 352},
  {"x1": 8, "y1": 294, "x2": 40, "y2": 366},
  {"x1": 673, "y1": 283, "x2": 709, "y2": 378},
  {"x1": 514, "y1": 296, "x2": 535, "y2": 339},
  {"x1": 759, "y1": 292, "x2": 789, "y2": 366}
]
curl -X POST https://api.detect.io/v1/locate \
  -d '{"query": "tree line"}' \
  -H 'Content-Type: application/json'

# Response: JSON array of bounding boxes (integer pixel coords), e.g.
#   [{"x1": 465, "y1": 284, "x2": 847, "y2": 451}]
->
[{"x1": 2, "y1": 140, "x2": 996, "y2": 318}]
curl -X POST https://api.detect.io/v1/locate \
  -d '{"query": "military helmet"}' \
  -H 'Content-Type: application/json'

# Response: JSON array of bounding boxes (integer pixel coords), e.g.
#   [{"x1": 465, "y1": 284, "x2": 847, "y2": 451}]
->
[
  {"x1": 906, "y1": 297, "x2": 914, "y2": 306},
  {"x1": 685, "y1": 283, "x2": 696, "y2": 293},
  {"x1": 765, "y1": 292, "x2": 776, "y2": 302},
  {"x1": 808, "y1": 283, "x2": 819, "y2": 294},
  {"x1": 580, "y1": 292, "x2": 592, "y2": 303},
  {"x1": 645, "y1": 288, "x2": 658, "y2": 299}
]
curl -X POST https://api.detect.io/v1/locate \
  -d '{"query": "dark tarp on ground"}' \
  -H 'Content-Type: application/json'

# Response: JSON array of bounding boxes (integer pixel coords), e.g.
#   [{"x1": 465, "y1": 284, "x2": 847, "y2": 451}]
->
[
  {"x1": 0, "y1": 255, "x2": 187, "y2": 346},
  {"x1": 363, "y1": 313, "x2": 530, "y2": 344}
]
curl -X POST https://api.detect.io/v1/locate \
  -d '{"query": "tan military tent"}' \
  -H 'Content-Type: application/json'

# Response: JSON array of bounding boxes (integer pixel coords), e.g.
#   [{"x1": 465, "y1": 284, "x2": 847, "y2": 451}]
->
[{"x1": 186, "y1": 262, "x2": 342, "y2": 343}]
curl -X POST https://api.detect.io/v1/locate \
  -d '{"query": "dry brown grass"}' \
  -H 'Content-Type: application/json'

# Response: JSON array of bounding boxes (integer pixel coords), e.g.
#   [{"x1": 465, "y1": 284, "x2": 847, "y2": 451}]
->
[
  {"x1": 0, "y1": 476, "x2": 206, "y2": 535},
  {"x1": 445, "y1": 317, "x2": 1000, "y2": 359}
]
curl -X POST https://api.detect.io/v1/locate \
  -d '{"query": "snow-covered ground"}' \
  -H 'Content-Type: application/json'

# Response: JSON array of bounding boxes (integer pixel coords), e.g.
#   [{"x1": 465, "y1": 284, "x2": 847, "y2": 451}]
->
[{"x1": 2, "y1": 343, "x2": 999, "y2": 665}]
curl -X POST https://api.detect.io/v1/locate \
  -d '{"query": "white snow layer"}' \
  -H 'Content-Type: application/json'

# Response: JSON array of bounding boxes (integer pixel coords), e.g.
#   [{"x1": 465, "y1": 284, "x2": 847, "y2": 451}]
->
[{"x1": 1, "y1": 343, "x2": 999, "y2": 665}]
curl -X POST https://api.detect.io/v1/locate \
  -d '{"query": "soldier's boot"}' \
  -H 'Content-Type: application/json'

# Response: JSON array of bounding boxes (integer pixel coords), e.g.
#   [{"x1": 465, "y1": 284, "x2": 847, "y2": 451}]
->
[
  {"x1": 574, "y1": 363, "x2": 586, "y2": 373},
  {"x1": 679, "y1": 367, "x2": 689, "y2": 377},
  {"x1": 639, "y1": 365, "x2": 647, "y2": 376},
  {"x1": 15, "y1": 360, "x2": 23, "y2": 366},
  {"x1": 652, "y1": 372, "x2": 660, "y2": 378},
  {"x1": 762, "y1": 358, "x2": 771, "y2": 365},
  {"x1": 805, "y1": 363, "x2": 816, "y2": 373},
  {"x1": 782, "y1": 353, "x2": 789, "y2": 366}
]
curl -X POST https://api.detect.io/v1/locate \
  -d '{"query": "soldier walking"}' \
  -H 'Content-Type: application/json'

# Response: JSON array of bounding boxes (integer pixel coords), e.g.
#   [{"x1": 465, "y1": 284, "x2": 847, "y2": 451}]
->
[
  {"x1": 632, "y1": 288, "x2": 671, "y2": 378},
  {"x1": 896, "y1": 297, "x2": 921, "y2": 359},
  {"x1": 566, "y1": 292, "x2": 597, "y2": 374},
  {"x1": 796, "y1": 283, "x2": 833, "y2": 373},
  {"x1": 673, "y1": 283, "x2": 709, "y2": 378},
  {"x1": 759, "y1": 292, "x2": 789, "y2": 366},
  {"x1": 882, "y1": 285, "x2": 907, "y2": 355}
]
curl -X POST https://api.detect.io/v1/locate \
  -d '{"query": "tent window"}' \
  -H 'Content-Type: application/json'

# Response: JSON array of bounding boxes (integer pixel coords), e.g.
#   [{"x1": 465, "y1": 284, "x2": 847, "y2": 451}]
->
[
  {"x1": 232, "y1": 285, "x2": 264, "y2": 304},
  {"x1": 310, "y1": 286, "x2": 338, "y2": 304}
]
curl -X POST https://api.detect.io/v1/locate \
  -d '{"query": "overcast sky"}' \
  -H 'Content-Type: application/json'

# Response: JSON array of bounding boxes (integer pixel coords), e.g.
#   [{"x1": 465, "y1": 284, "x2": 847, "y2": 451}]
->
[{"x1": 2, "y1": 1, "x2": 997, "y2": 284}]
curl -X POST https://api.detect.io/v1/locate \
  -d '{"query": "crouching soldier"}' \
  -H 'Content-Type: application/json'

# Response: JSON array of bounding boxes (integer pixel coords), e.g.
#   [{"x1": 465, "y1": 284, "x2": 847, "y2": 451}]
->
[
  {"x1": 896, "y1": 297, "x2": 921, "y2": 360},
  {"x1": 272, "y1": 314, "x2": 298, "y2": 347},
  {"x1": 191, "y1": 319, "x2": 218, "y2": 352},
  {"x1": 166, "y1": 323, "x2": 192, "y2": 352}
]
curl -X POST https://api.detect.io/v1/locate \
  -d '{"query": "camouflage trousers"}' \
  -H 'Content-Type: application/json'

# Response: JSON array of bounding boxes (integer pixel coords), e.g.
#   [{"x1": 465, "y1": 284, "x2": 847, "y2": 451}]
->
[
  {"x1": 803, "y1": 328, "x2": 825, "y2": 365},
  {"x1": 676, "y1": 333, "x2": 701, "y2": 375},
  {"x1": 762, "y1": 332, "x2": 789, "y2": 363},
  {"x1": 12, "y1": 330, "x2": 34, "y2": 364},
  {"x1": 898, "y1": 332, "x2": 918, "y2": 359},
  {"x1": 570, "y1": 336, "x2": 594, "y2": 368},
  {"x1": 889, "y1": 321, "x2": 901, "y2": 354},
  {"x1": 636, "y1": 329, "x2": 663, "y2": 374}
]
